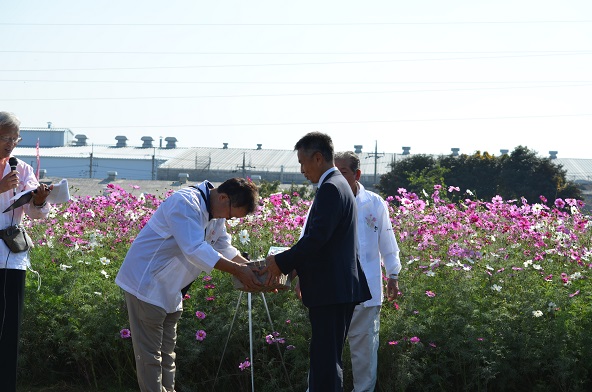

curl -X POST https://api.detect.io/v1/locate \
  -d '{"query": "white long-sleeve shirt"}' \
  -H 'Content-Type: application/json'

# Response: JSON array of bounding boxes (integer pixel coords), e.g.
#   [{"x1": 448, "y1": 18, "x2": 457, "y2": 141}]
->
[
  {"x1": 1, "y1": 157, "x2": 50, "y2": 270},
  {"x1": 356, "y1": 183, "x2": 401, "y2": 307},
  {"x1": 115, "y1": 181, "x2": 239, "y2": 313}
]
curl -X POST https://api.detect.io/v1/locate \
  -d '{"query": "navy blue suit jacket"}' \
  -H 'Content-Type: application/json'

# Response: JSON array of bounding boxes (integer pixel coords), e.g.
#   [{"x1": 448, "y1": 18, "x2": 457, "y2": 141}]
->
[{"x1": 275, "y1": 170, "x2": 371, "y2": 308}]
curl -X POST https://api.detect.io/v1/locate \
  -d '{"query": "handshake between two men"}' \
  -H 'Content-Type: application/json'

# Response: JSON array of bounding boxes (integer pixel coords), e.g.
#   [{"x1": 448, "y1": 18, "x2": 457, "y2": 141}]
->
[{"x1": 232, "y1": 250, "x2": 292, "y2": 293}]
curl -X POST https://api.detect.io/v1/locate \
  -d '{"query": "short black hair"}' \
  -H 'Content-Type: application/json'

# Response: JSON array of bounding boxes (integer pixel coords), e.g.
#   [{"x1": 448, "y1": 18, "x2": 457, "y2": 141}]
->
[
  {"x1": 218, "y1": 178, "x2": 259, "y2": 214},
  {"x1": 294, "y1": 132, "x2": 334, "y2": 162}
]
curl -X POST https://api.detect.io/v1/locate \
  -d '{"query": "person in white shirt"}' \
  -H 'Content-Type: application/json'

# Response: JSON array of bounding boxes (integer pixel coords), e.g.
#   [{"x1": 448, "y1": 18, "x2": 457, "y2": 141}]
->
[
  {"x1": 334, "y1": 151, "x2": 401, "y2": 392},
  {"x1": 115, "y1": 177, "x2": 262, "y2": 392},
  {"x1": 0, "y1": 111, "x2": 52, "y2": 392}
]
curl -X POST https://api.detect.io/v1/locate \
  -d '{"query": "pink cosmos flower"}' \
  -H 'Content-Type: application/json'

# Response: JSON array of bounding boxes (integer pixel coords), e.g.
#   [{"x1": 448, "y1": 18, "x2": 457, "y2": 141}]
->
[
  {"x1": 554, "y1": 198, "x2": 566, "y2": 209},
  {"x1": 202, "y1": 275, "x2": 212, "y2": 282},
  {"x1": 569, "y1": 290, "x2": 580, "y2": 298},
  {"x1": 425, "y1": 290, "x2": 436, "y2": 298},
  {"x1": 195, "y1": 311, "x2": 206, "y2": 319},
  {"x1": 409, "y1": 336, "x2": 420, "y2": 344},
  {"x1": 286, "y1": 345, "x2": 296, "y2": 350},
  {"x1": 389, "y1": 341, "x2": 399, "y2": 346},
  {"x1": 239, "y1": 358, "x2": 251, "y2": 371},
  {"x1": 120, "y1": 328, "x2": 131, "y2": 339},
  {"x1": 195, "y1": 330, "x2": 207, "y2": 341}
]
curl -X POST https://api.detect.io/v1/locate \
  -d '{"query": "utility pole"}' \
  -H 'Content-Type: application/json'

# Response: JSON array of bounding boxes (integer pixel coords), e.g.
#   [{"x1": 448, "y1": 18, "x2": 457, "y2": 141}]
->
[
  {"x1": 366, "y1": 140, "x2": 384, "y2": 186},
  {"x1": 89, "y1": 145, "x2": 94, "y2": 178},
  {"x1": 237, "y1": 152, "x2": 255, "y2": 178},
  {"x1": 152, "y1": 148, "x2": 156, "y2": 180}
]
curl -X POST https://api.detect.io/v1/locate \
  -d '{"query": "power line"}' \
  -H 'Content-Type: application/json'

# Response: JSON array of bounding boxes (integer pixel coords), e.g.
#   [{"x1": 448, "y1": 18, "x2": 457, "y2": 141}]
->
[
  {"x1": 40, "y1": 113, "x2": 592, "y2": 129},
  {"x1": 3, "y1": 83, "x2": 591, "y2": 101},
  {"x1": 3, "y1": 79, "x2": 592, "y2": 85},
  {"x1": 2, "y1": 50, "x2": 591, "y2": 55},
  {"x1": 1, "y1": 21, "x2": 591, "y2": 26},
  {"x1": 2, "y1": 52, "x2": 591, "y2": 72}
]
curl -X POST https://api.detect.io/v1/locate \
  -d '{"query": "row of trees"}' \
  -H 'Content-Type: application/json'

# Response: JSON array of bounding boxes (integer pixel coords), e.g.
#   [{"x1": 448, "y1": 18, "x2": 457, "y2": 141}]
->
[{"x1": 378, "y1": 146, "x2": 582, "y2": 203}]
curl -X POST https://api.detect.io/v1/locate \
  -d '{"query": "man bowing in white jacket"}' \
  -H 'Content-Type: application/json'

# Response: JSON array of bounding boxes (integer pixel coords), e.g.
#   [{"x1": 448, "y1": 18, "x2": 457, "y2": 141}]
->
[{"x1": 116, "y1": 177, "x2": 262, "y2": 392}]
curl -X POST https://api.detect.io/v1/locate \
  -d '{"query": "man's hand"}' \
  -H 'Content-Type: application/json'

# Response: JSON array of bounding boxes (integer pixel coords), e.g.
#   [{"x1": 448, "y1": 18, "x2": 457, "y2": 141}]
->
[
  {"x1": 214, "y1": 257, "x2": 262, "y2": 292},
  {"x1": 386, "y1": 278, "x2": 400, "y2": 301},
  {"x1": 260, "y1": 255, "x2": 282, "y2": 286},
  {"x1": 234, "y1": 263, "x2": 262, "y2": 292}
]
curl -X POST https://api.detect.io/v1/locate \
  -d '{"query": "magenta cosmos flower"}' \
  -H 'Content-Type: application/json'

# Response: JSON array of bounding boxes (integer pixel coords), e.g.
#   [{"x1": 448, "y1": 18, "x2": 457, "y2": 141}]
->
[
  {"x1": 195, "y1": 311, "x2": 206, "y2": 319},
  {"x1": 120, "y1": 328, "x2": 131, "y2": 339},
  {"x1": 195, "y1": 330, "x2": 207, "y2": 341}
]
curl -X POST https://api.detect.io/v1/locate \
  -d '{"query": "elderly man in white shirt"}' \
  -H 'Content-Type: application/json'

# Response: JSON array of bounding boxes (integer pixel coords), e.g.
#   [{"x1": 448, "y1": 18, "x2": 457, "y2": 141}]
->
[
  {"x1": 116, "y1": 177, "x2": 262, "y2": 392},
  {"x1": 334, "y1": 151, "x2": 401, "y2": 392}
]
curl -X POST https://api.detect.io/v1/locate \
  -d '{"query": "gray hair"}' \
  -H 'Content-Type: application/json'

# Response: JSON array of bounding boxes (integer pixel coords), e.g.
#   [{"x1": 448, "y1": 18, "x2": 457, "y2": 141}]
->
[
  {"x1": 0, "y1": 112, "x2": 21, "y2": 129},
  {"x1": 334, "y1": 151, "x2": 360, "y2": 172}
]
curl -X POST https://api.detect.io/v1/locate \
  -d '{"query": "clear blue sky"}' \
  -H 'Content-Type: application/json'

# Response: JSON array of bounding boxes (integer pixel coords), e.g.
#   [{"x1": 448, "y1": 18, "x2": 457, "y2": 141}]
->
[{"x1": 2, "y1": 0, "x2": 591, "y2": 158}]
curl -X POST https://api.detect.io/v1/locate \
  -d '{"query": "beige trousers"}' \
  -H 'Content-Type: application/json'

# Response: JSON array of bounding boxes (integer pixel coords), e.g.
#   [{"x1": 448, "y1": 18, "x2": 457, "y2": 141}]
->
[{"x1": 125, "y1": 292, "x2": 183, "y2": 392}]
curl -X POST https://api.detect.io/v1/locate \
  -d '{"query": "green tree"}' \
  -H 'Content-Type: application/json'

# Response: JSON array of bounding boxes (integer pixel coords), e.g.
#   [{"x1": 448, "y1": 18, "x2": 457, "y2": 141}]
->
[
  {"x1": 378, "y1": 154, "x2": 438, "y2": 197},
  {"x1": 498, "y1": 146, "x2": 581, "y2": 202},
  {"x1": 439, "y1": 151, "x2": 500, "y2": 200},
  {"x1": 378, "y1": 146, "x2": 582, "y2": 203}
]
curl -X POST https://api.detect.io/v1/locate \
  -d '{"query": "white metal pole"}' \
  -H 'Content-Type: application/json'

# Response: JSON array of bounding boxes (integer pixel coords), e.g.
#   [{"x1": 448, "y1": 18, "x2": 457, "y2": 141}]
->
[{"x1": 248, "y1": 292, "x2": 255, "y2": 391}]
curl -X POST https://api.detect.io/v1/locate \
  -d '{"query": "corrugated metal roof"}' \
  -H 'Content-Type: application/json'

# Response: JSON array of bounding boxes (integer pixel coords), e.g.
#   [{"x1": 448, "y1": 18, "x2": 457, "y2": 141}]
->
[
  {"x1": 20, "y1": 127, "x2": 73, "y2": 133},
  {"x1": 15, "y1": 145, "x2": 188, "y2": 161},
  {"x1": 159, "y1": 147, "x2": 302, "y2": 173},
  {"x1": 555, "y1": 158, "x2": 592, "y2": 183}
]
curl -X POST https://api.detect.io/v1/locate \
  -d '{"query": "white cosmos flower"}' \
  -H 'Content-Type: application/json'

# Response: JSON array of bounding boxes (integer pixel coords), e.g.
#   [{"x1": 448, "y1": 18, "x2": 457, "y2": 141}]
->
[
  {"x1": 59, "y1": 264, "x2": 72, "y2": 271},
  {"x1": 100, "y1": 270, "x2": 110, "y2": 279},
  {"x1": 570, "y1": 272, "x2": 582, "y2": 280},
  {"x1": 239, "y1": 229, "x2": 250, "y2": 244},
  {"x1": 532, "y1": 310, "x2": 543, "y2": 318},
  {"x1": 99, "y1": 257, "x2": 111, "y2": 265},
  {"x1": 491, "y1": 284, "x2": 502, "y2": 292}
]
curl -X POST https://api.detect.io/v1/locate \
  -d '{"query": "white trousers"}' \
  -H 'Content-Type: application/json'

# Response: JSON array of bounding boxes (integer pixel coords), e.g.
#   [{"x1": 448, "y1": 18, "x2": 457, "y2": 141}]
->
[{"x1": 348, "y1": 304, "x2": 381, "y2": 392}]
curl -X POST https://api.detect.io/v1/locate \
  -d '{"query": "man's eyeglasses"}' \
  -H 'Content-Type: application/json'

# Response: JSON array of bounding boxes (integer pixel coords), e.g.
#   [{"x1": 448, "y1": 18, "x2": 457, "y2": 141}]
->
[{"x1": 0, "y1": 136, "x2": 22, "y2": 145}]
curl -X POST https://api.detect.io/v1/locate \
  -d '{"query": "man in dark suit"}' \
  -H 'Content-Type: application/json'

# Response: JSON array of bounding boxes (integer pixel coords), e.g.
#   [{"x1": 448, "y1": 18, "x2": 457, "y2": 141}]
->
[{"x1": 263, "y1": 132, "x2": 371, "y2": 391}]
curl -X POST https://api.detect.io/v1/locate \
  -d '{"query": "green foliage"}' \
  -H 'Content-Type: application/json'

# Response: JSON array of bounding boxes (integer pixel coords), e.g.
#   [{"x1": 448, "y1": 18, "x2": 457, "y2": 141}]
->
[
  {"x1": 257, "y1": 180, "x2": 282, "y2": 198},
  {"x1": 378, "y1": 154, "x2": 438, "y2": 198},
  {"x1": 378, "y1": 146, "x2": 582, "y2": 203},
  {"x1": 17, "y1": 183, "x2": 592, "y2": 391}
]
